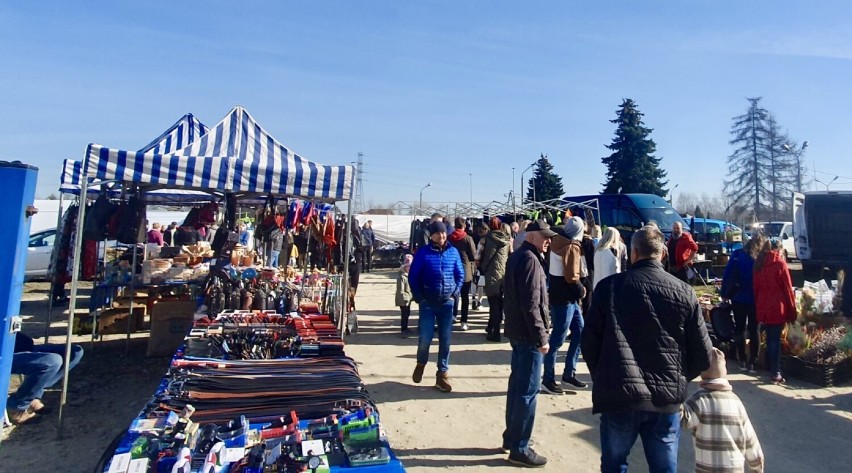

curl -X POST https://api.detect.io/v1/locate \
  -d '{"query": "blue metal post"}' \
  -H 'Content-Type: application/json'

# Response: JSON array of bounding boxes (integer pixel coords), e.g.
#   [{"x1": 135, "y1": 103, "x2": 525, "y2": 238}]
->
[{"x1": 0, "y1": 161, "x2": 38, "y2": 432}]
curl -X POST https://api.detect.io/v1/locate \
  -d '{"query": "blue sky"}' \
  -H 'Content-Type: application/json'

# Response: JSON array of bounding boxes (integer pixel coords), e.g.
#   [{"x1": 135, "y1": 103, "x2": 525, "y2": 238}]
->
[{"x1": 2, "y1": 1, "x2": 851, "y2": 209}]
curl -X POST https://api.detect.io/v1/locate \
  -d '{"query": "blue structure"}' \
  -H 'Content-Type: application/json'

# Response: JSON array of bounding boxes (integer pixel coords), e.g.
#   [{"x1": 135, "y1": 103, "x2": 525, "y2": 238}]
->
[{"x1": 0, "y1": 161, "x2": 38, "y2": 429}]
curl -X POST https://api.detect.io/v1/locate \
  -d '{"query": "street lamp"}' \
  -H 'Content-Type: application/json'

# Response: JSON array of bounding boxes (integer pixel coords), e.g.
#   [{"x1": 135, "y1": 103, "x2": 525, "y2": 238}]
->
[
  {"x1": 419, "y1": 183, "x2": 432, "y2": 214},
  {"x1": 669, "y1": 184, "x2": 679, "y2": 205},
  {"x1": 469, "y1": 173, "x2": 473, "y2": 209},
  {"x1": 519, "y1": 162, "x2": 536, "y2": 205},
  {"x1": 815, "y1": 176, "x2": 838, "y2": 191}
]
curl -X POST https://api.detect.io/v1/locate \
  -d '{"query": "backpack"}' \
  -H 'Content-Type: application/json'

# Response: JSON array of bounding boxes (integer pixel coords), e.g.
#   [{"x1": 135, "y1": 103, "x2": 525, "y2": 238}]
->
[{"x1": 723, "y1": 253, "x2": 742, "y2": 300}]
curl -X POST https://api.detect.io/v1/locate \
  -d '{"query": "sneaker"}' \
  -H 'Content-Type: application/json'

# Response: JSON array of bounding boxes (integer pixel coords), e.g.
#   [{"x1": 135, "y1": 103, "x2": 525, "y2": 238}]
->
[
  {"x1": 771, "y1": 374, "x2": 786, "y2": 384},
  {"x1": 29, "y1": 399, "x2": 52, "y2": 415},
  {"x1": 507, "y1": 449, "x2": 548, "y2": 468},
  {"x1": 400, "y1": 329, "x2": 411, "y2": 339},
  {"x1": 739, "y1": 361, "x2": 748, "y2": 372},
  {"x1": 461, "y1": 324, "x2": 469, "y2": 331},
  {"x1": 540, "y1": 380, "x2": 564, "y2": 395},
  {"x1": 412, "y1": 363, "x2": 426, "y2": 384},
  {"x1": 435, "y1": 371, "x2": 452, "y2": 392},
  {"x1": 748, "y1": 363, "x2": 757, "y2": 374},
  {"x1": 486, "y1": 334, "x2": 502, "y2": 343},
  {"x1": 561, "y1": 375, "x2": 587, "y2": 388}
]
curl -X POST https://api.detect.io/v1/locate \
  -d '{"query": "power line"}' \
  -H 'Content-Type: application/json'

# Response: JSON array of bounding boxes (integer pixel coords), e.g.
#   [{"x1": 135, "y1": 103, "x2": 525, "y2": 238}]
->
[{"x1": 353, "y1": 152, "x2": 366, "y2": 213}]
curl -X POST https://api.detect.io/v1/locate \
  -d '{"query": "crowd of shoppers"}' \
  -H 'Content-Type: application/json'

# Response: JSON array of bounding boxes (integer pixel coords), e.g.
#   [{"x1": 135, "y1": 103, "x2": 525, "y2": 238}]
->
[{"x1": 389, "y1": 212, "x2": 781, "y2": 471}]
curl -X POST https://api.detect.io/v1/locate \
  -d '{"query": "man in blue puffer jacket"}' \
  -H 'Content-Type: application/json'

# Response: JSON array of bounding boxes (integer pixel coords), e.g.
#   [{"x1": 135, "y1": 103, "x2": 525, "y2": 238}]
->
[{"x1": 409, "y1": 220, "x2": 464, "y2": 392}]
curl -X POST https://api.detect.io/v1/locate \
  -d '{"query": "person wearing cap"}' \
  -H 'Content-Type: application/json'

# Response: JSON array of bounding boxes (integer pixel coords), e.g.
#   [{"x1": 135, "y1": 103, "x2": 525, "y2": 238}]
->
[
  {"x1": 501, "y1": 219, "x2": 556, "y2": 468},
  {"x1": 408, "y1": 220, "x2": 464, "y2": 393},
  {"x1": 682, "y1": 348, "x2": 764, "y2": 472},
  {"x1": 541, "y1": 216, "x2": 587, "y2": 396},
  {"x1": 582, "y1": 225, "x2": 712, "y2": 472},
  {"x1": 396, "y1": 254, "x2": 414, "y2": 337}
]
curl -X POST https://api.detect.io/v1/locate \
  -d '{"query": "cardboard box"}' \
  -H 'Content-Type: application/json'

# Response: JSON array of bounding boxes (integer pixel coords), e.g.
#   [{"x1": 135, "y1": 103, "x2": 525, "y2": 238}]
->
[{"x1": 146, "y1": 300, "x2": 197, "y2": 357}]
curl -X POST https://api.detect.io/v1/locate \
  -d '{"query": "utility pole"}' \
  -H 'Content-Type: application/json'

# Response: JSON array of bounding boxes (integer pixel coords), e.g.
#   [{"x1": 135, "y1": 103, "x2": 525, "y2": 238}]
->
[{"x1": 354, "y1": 152, "x2": 365, "y2": 213}]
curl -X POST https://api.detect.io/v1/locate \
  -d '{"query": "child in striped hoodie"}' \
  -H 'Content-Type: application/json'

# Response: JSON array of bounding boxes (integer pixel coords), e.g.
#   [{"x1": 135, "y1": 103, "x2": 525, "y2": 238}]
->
[{"x1": 682, "y1": 347, "x2": 765, "y2": 472}]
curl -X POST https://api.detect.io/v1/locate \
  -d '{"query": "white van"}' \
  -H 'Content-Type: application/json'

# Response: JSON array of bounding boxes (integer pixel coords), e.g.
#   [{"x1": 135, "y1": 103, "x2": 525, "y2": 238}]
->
[{"x1": 753, "y1": 221, "x2": 797, "y2": 260}]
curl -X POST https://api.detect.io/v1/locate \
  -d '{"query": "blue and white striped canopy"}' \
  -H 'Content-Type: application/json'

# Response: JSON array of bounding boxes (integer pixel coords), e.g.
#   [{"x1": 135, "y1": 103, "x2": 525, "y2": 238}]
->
[
  {"x1": 61, "y1": 113, "x2": 210, "y2": 197},
  {"x1": 84, "y1": 106, "x2": 355, "y2": 201}
]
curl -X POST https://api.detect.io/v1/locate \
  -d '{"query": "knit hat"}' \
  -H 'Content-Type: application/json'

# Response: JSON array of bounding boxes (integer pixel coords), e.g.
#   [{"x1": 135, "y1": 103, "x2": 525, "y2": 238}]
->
[
  {"x1": 429, "y1": 221, "x2": 447, "y2": 234},
  {"x1": 564, "y1": 216, "x2": 585, "y2": 241},
  {"x1": 701, "y1": 347, "x2": 728, "y2": 380}
]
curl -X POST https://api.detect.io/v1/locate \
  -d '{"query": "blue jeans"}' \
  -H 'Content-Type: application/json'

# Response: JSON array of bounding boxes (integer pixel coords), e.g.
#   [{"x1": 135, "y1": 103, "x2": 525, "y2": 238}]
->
[
  {"x1": 600, "y1": 410, "x2": 680, "y2": 473},
  {"x1": 417, "y1": 300, "x2": 454, "y2": 372},
  {"x1": 8, "y1": 344, "x2": 84, "y2": 410},
  {"x1": 543, "y1": 302, "x2": 584, "y2": 382},
  {"x1": 765, "y1": 323, "x2": 783, "y2": 376},
  {"x1": 268, "y1": 249, "x2": 280, "y2": 267},
  {"x1": 503, "y1": 339, "x2": 544, "y2": 454}
]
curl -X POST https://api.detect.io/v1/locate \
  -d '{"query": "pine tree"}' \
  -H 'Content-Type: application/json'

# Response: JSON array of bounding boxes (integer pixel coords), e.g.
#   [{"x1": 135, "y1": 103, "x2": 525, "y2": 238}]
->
[
  {"x1": 601, "y1": 98, "x2": 668, "y2": 196},
  {"x1": 724, "y1": 98, "x2": 802, "y2": 221},
  {"x1": 526, "y1": 153, "x2": 564, "y2": 202}
]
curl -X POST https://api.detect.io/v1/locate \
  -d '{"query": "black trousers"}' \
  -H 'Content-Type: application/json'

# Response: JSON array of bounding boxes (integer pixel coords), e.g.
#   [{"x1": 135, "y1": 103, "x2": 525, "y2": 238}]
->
[
  {"x1": 486, "y1": 292, "x2": 504, "y2": 336},
  {"x1": 732, "y1": 302, "x2": 758, "y2": 364},
  {"x1": 400, "y1": 305, "x2": 411, "y2": 331},
  {"x1": 452, "y1": 281, "x2": 472, "y2": 324},
  {"x1": 362, "y1": 246, "x2": 373, "y2": 271}
]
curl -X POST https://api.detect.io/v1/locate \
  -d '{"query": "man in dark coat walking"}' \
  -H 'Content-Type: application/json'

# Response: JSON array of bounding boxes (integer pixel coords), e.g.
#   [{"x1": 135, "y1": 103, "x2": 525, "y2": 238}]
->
[
  {"x1": 582, "y1": 224, "x2": 712, "y2": 473},
  {"x1": 501, "y1": 220, "x2": 557, "y2": 468}
]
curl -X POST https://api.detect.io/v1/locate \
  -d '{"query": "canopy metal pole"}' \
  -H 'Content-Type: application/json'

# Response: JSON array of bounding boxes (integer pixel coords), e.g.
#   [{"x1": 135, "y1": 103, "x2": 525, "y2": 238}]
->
[
  {"x1": 58, "y1": 176, "x2": 88, "y2": 437},
  {"x1": 339, "y1": 201, "x2": 352, "y2": 337},
  {"x1": 43, "y1": 192, "x2": 65, "y2": 343},
  {"x1": 125, "y1": 243, "x2": 139, "y2": 355}
]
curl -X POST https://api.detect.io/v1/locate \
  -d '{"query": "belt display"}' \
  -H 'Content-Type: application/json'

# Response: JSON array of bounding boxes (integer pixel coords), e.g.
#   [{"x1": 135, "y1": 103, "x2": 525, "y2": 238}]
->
[{"x1": 102, "y1": 298, "x2": 405, "y2": 473}]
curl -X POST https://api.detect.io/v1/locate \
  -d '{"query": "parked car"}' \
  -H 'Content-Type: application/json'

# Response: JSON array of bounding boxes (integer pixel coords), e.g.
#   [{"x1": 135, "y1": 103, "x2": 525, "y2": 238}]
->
[
  {"x1": 753, "y1": 221, "x2": 797, "y2": 260},
  {"x1": 562, "y1": 193, "x2": 689, "y2": 244},
  {"x1": 689, "y1": 218, "x2": 744, "y2": 265},
  {"x1": 26, "y1": 228, "x2": 56, "y2": 279}
]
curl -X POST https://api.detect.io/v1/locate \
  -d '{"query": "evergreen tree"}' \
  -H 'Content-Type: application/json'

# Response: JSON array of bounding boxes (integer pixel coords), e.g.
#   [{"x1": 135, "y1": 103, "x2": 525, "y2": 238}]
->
[
  {"x1": 526, "y1": 153, "x2": 564, "y2": 202},
  {"x1": 724, "y1": 97, "x2": 802, "y2": 221},
  {"x1": 694, "y1": 205, "x2": 703, "y2": 218},
  {"x1": 601, "y1": 98, "x2": 668, "y2": 196}
]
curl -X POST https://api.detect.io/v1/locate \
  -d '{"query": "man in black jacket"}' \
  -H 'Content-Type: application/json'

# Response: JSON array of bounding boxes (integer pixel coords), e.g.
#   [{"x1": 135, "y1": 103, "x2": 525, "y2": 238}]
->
[
  {"x1": 501, "y1": 220, "x2": 555, "y2": 468},
  {"x1": 582, "y1": 225, "x2": 712, "y2": 473}
]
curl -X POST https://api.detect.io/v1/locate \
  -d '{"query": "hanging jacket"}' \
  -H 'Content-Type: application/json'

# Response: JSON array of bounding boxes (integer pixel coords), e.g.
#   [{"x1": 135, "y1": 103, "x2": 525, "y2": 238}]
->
[
  {"x1": 479, "y1": 229, "x2": 511, "y2": 297},
  {"x1": 753, "y1": 251, "x2": 796, "y2": 325},
  {"x1": 408, "y1": 242, "x2": 464, "y2": 305},
  {"x1": 448, "y1": 229, "x2": 476, "y2": 283}
]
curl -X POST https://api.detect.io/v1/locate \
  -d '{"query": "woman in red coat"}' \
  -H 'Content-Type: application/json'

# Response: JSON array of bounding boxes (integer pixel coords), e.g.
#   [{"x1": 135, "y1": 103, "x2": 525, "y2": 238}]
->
[{"x1": 752, "y1": 236, "x2": 797, "y2": 383}]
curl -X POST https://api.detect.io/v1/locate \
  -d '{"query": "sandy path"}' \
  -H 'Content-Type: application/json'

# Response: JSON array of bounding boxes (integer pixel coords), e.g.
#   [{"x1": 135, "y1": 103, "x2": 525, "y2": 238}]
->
[{"x1": 345, "y1": 269, "x2": 852, "y2": 472}]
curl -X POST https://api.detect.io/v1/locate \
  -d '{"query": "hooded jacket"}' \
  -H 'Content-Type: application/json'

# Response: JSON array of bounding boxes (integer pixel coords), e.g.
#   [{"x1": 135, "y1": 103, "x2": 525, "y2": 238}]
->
[
  {"x1": 549, "y1": 233, "x2": 585, "y2": 304},
  {"x1": 582, "y1": 258, "x2": 712, "y2": 414},
  {"x1": 409, "y1": 242, "x2": 464, "y2": 305},
  {"x1": 479, "y1": 229, "x2": 512, "y2": 297},
  {"x1": 448, "y1": 229, "x2": 476, "y2": 283},
  {"x1": 753, "y1": 251, "x2": 796, "y2": 325}
]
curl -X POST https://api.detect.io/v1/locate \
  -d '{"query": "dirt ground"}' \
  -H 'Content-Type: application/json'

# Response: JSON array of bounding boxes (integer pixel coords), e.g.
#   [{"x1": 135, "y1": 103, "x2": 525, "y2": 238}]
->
[{"x1": 3, "y1": 272, "x2": 852, "y2": 472}]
